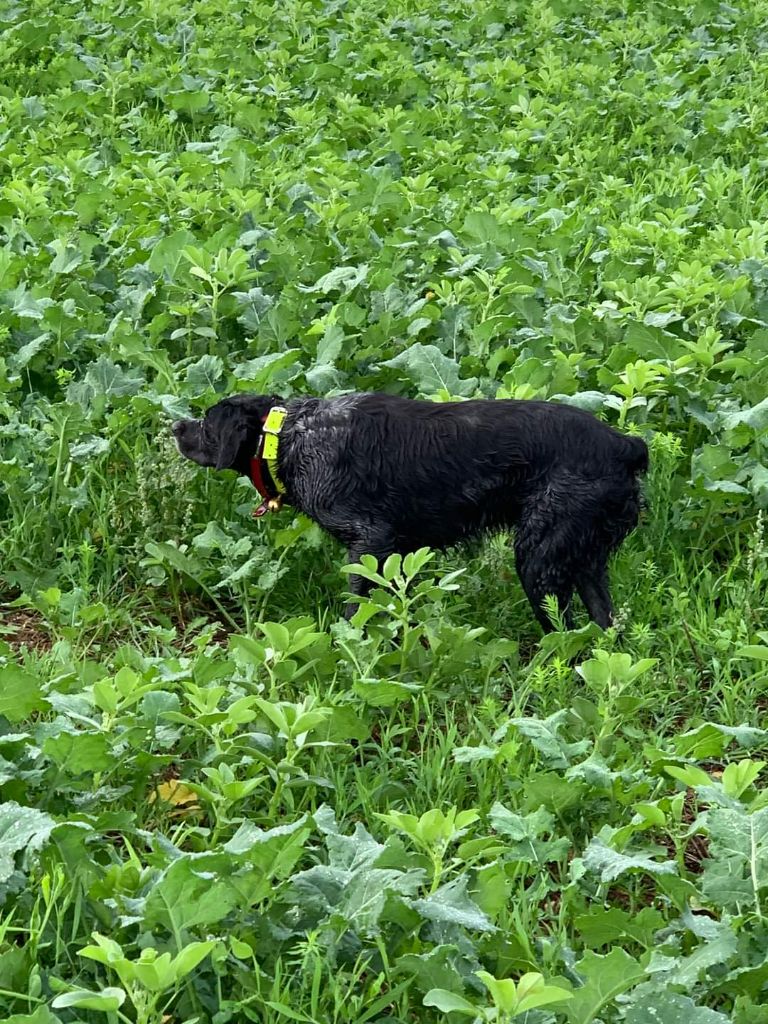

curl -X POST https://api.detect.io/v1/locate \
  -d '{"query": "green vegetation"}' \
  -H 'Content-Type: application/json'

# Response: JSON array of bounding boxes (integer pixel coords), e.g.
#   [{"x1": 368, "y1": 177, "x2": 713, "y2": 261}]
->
[{"x1": 2, "y1": 0, "x2": 768, "y2": 1020}]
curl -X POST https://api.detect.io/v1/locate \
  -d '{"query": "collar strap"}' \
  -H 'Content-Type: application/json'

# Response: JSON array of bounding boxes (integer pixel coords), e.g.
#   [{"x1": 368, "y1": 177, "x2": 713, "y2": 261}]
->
[{"x1": 249, "y1": 406, "x2": 287, "y2": 516}]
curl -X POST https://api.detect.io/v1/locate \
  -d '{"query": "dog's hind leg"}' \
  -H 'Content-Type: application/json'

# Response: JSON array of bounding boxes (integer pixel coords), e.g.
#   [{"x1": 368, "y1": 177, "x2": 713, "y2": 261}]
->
[
  {"x1": 512, "y1": 477, "x2": 611, "y2": 631},
  {"x1": 516, "y1": 472, "x2": 638, "y2": 631},
  {"x1": 576, "y1": 562, "x2": 614, "y2": 629},
  {"x1": 574, "y1": 477, "x2": 640, "y2": 628},
  {"x1": 514, "y1": 520, "x2": 578, "y2": 633}
]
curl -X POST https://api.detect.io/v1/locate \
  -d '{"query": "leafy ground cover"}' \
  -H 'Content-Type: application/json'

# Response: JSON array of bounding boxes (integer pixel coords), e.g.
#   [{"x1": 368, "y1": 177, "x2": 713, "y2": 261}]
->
[{"x1": 2, "y1": 0, "x2": 768, "y2": 1020}]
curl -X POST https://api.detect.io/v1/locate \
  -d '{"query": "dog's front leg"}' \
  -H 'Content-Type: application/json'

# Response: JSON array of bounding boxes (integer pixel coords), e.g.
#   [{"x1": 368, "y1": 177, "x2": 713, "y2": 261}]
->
[
  {"x1": 343, "y1": 530, "x2": 396, "y2": 621},
  {"x1": 343, "y1": 571, "x2": 373, "y2": 620}
]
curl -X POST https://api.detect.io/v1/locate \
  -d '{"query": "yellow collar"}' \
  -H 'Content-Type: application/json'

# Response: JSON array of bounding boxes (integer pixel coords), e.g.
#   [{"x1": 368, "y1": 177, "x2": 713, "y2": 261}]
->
[
  {"x1": 249, "y1": 406, "x2": 288, "y2": 517},
  {"x1": 261, "y1": 405, "x2": 287, "y2": 495}
]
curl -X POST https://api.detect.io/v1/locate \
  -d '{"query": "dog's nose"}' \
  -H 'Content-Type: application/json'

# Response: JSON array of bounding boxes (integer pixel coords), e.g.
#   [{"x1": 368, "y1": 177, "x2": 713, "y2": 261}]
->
[{"x1": 171, "y1": 420, "x2": 184, "y2": 436}]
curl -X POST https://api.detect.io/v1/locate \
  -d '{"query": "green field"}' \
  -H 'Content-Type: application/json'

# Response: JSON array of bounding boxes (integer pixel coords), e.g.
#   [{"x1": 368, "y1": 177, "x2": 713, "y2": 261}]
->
[{"x1": 2, "y1": 0, "x2": 768, "y2": 1020}]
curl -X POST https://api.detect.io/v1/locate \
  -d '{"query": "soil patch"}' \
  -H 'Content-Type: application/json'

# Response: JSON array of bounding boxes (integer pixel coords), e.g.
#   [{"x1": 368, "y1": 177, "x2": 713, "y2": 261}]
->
[{"x1": 0, "y1": 608, "x2": 54, "y2": 653}]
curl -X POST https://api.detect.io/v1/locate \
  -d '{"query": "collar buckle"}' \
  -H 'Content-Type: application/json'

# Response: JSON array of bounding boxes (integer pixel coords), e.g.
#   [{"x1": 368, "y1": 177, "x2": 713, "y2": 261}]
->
[{"x1": 252, "y1": 496, "x2": 283, "y2": 519}]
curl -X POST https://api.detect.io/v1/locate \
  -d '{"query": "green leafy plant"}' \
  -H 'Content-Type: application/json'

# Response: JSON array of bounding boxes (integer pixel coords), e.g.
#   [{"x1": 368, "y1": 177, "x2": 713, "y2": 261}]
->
[
  {"x1": 2, "y1": 0, "x2": 768, "y2": 1020},
  {"x1": 425, "y1": 970, "x2": 572, "y2": 1021},
  {"x1": 52, "y1": 934, "x2": 216, "y2": 1024}
]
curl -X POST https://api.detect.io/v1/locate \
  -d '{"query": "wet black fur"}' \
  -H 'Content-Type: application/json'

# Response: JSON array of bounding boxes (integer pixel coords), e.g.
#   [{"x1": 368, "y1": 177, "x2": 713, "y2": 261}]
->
[{"x1": 172, "y1": 393, "x2": 648, "y2": 631}]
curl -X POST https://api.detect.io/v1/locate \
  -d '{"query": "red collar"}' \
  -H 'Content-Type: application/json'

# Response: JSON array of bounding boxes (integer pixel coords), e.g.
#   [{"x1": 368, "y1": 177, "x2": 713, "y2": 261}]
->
[
  {"x1": 250, "y1": 451, "x2": 279, "y2": 502},
  {"x1": 249, "y1": 415, "x2": 281, "y2": 517}
]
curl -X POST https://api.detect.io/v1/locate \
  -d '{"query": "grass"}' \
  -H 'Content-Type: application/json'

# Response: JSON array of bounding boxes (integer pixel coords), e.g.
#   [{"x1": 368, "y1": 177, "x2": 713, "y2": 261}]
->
[{"x1": 1, "y1": 0, "x2": 768, "y2": 1021}]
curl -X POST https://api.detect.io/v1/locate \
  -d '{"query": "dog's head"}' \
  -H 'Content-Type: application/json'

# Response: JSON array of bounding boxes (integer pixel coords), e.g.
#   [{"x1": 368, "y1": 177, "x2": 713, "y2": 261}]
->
[{"x1": 172, "y1": 394, "x2": 278, "y2": 473}]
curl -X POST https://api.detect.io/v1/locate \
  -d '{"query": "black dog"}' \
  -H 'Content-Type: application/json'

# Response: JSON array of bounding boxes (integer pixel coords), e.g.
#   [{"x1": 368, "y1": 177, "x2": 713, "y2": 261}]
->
[{"x1": 172, "y1": 393, "x2": 647, "y2": 630}]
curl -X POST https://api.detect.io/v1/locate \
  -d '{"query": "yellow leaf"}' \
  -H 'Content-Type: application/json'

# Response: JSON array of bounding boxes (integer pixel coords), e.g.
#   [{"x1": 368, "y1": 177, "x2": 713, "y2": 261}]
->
[{"x1": 151, "y1": 781, "x2": 199, "y2": 808}]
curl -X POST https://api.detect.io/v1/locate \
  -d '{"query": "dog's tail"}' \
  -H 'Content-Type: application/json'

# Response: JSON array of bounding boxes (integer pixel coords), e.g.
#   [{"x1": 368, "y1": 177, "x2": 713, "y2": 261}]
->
[{"x1": 620, "y1": 434, "x2": 649, "y2": 476}]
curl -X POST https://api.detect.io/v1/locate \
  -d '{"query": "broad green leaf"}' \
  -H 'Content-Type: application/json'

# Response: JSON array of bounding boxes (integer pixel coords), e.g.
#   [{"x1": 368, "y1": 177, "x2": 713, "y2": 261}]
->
[
  {"x1": 381, "y1": 343, "x2": 477, "y2": 397},
  {"x1": 737, "y1": 646, "x2": 768, "y2": 661},
  {"x1": 83, "y1": 356, "x2": 143, "y2": 399},
  {"x1": 315, "y1": 323, "x2": 345, "y2": 365},
  {"x1": 575, "y1": 658, "x2": 610, "y2": 689},
  {"x1": 353, "y1": 678, "x2": 422, "y2": 706},
  {"x1": 665, "y1": 764, "x2": 712, "y2": 788},
  {"x1": 490, "y1": 803, "x2": 555, "y2": 841},
  {"x1": 259, "y1": 621, "x2": 291, "y2": 652},
  {"x1": 186, "y1": 354, "x2": 225, "y2": 395},
  {"x1": 9, "y1": 332, "x2": 50, "y2": 371},
  {"x1": 701, "y1": 807, "x2": 768, "y2": 912},
  {"x1": 402, "y1": 547, "x2": 436, "y2": 577},
  {"x1": 169, "y1": 88, "x2": 210, "y2": 114},
  {"x1": 674, "y1": 722, "x2": 767, "y2": 758},
  {"x1": 666, "y1": 925, "x2": 738, "y2": 988},
  {"x1": 233, "y1": 349, "x2": 301, "y2": 389},
  {"x1": 514, "y1": 973, "x2": 572, "y2": 1014},
  {"x1": 510, "y1": 710, "x2": 590, "y2": 768},
  {"x1": 452, "y1": 744, "x2": 502, "y2": 763},
  {"x1": 52, "y1": 987, "x2": 125, "y2": 1011},
  {"x1": 341, "y1": 556, "x2": 389, "y2": 586},
  {"x1": 5, "y1": 1009, "x2": 61, "y2": 1024},
  {"x1": 43, "y1": 731, "x2": 112, "y2": 774},
  {"x1": 231, "y1": 936, "x2": 252, "y2": 960},
  {"x1": 48, "y1": 238, "x2": 84, "y2": 275},
  {"x1": 399, "y1": 945, "x2": 472, "y2": 997},
  {"x1": 382, "y1": 552, "x2": 402, "y2": 581},
  {"x1": 222, "y1": 819, "x2": 311, "y2": 897},
  {"x1": 312, "y1": 264, "x2": 368, "y2": 294},
  {"x1": 78, "y1": 934, "x2": 125, "y2": 966},
  {"x1": 377, "y1": 809, "x2": 420, "y2": 843},
  {"x1": 223, "y1": 815, "x2": 310, "y2": 857},
  {"x1": 463, "y1": 211, "x2": 512, "y2": 248},
  {"x1": 489, "y1": 802, "x2": 570, "y2": 863},
  {"x1": 0, "y1": 666, "x2": 47, "y2": 722},
  {"x1": 140, "y1": 858, "x2": 240, "y2": 931},
  {"x1": 750, "y1": 464, "x2": 768, "y2": 504},
  {"x1": 339, "y1": 866, "x2": 422, "y2": 934},
  {"x1": 556, "y1": 391, "x2": 607, "y2": 411},
  {"x1": 0, "y1": 802, "x2": 56, "y2": 882},
  {"x1": 423, "y1": 989, "x2": 478, "y2": 1015},
  {"x1": 581, "y1": 834, "x2": 677, "y2": 883},
  {"x1": 314, "y1": 705, "x2": 370, "y2": 744},
  {"x1": 575, "y1": 906, "x2": 665, "y2": 949},
  {"x1": 723, "y1": 760, "x2": 765, "y2": 799},
  {"x1": 254, "y1": 698, "x2": 290, "y2": 733},
  {"x1": 475, "y1": 971, "x2": 518, "y2": 1013},
  {"x1": 413, "y1": 878, "x2": 497, "y2": 933},
  {"x1": 69, "y1": 436, "x2": 110, "y2": 461},
  {"x1": 565, "y1": 949, "x2": 644, "y2": 1024},
  {"x1": 132, "y1": 952, "x2": 173, "y2": 992},
  {"x1": 577, "y1": 651, "x2": 656, "y2": 686},
  {"x1": 169, "y1": 940, "x2": 216, "y2": 982},
  {"x1": 625, "y1": 990, "x2": 730, "y2": 1024},
  {"x1": 292, "y1": 708, "x2": 332, "y2": 735},
  {"x1": 144, "y1": 541, "x2": 203, "y2": 578},
  {"x1": 288, "y1": 831, "x2": 421, "y2": 936},
  {"x1": 723, "y1": 397, "x2": 768, "y2": 432},
  {"x1": 147, "y1": 228, "x2": 197, "y2": 278}
]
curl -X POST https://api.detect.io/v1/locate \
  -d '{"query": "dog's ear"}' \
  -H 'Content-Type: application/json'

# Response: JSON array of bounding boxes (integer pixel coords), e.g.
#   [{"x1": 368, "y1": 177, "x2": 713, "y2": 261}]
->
[
  {"x1": 214, "y1": 412, "x2": 250, "y2": 471},
  {"x1": 207, "y1": 394, "x2": 278, "y2": 472}
]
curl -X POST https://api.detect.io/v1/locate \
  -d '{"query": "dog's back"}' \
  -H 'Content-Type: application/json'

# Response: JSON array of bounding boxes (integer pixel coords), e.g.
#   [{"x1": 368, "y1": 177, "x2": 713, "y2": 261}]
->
[
  {"x1": 300, "y1": 392, "x2": 646, "y2": 485},
  {"x1": 286, "y1": 392, "x2": 644, "y2": 538}
]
